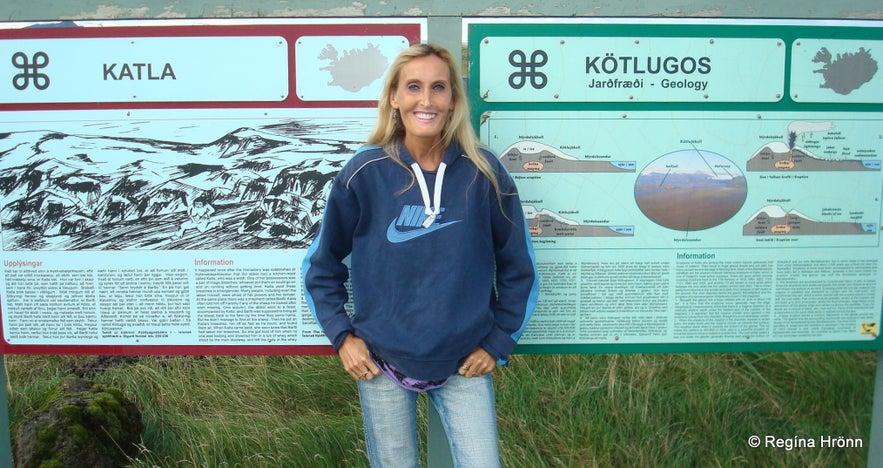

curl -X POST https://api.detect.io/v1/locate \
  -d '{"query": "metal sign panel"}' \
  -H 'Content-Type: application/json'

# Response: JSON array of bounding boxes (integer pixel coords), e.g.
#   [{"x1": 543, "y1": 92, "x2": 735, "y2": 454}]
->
[
  {"x1": 467, "y1": 18, "x2": 883, "y2": 354},
  {"x1": 0, "y1": 18, "x2": 425, "y2": 355}
]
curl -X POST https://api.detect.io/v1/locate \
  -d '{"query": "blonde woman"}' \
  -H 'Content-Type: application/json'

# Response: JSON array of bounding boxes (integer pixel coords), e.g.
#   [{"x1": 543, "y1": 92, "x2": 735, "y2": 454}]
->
[{"x1": 304, "y1": 43, "x2": 538, "y2": 467}]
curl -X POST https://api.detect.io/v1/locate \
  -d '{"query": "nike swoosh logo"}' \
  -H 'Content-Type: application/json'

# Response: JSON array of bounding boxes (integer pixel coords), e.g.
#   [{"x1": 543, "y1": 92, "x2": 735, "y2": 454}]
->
[{"x1": 386, "y1": 219, "x2": 462, "y2": 243}]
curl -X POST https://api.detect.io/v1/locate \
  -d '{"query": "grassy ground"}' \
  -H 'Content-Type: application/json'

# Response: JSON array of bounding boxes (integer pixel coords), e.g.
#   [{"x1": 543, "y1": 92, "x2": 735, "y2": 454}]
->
[{"x1": 4, "y1": 351, "x2": 877, "y2": 467}]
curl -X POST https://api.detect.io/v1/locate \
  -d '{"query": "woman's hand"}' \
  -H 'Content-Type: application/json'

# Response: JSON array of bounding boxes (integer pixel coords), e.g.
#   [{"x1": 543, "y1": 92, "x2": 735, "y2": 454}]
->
[
  {"x1": 458, "y1": 347, "x2": 496, "y2": 378},
  {"x1": 338, "y1": 334, "x2": 381, "y2": 381}
]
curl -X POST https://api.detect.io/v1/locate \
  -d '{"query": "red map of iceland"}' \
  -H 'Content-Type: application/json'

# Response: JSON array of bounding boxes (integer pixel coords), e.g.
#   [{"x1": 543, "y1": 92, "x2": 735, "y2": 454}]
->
[{"x1": 318, "y1": 43, "x2": 389, "y2": 93}]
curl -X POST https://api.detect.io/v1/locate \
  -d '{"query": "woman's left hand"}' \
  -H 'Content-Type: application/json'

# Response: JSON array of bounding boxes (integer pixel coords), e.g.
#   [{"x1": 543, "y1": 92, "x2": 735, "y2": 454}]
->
[{"x1": 458, "y1": 347, "x2": 496, "y2": 378}]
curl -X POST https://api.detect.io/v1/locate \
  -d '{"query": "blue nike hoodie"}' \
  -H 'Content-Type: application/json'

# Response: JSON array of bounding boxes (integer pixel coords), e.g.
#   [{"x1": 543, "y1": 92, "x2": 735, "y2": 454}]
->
[{"x1": 303, "y1": 142, "x2": 539, "y2": 382}]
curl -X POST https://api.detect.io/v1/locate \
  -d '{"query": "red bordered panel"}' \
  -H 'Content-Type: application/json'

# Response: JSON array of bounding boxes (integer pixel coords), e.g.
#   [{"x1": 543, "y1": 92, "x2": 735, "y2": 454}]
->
[
  {"x1": 0, "y1": 21, "x2": 423, "y2": 111},
  {"x1": 0, "y1": 19, "x2": 423, "y2": 355}
]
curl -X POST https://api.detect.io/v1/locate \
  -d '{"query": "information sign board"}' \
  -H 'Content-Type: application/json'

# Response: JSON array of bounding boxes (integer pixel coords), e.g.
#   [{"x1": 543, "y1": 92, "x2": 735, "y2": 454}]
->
[
  {"x1": 467, "y1": 18, "x2": 883, "y2": 353},
  {"x1": 0, "y1": 18, "x2": 425, "y2": 355}
]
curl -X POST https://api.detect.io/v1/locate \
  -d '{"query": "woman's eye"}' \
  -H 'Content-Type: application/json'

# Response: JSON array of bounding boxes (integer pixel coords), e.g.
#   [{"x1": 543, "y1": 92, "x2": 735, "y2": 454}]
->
[
  {"x1": 433, "y1": 84, "x2": 446, "y2": 92},
  {"x1": 407, "y1": 83, "x2": 420, "y2": 92}
]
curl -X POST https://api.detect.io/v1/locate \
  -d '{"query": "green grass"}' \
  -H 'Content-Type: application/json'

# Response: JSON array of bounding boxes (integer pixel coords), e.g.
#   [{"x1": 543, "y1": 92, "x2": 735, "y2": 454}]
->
[{"x1": 4, "y1": 351, "x2": 877, "y2": 467}]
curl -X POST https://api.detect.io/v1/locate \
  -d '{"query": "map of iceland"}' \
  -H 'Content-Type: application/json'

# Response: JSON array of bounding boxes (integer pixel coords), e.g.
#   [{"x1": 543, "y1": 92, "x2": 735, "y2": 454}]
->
[
  {"x1": 812, "y1": 46, "x2": 878, "y2": 95},
  {"x1": 318, "y1": 43, "x2": 389, "y2": 93}
]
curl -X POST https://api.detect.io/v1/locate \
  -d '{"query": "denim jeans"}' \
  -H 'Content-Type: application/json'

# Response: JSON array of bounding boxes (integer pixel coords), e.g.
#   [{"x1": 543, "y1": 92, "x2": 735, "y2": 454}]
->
[{"x1": 357, "y1": 373, "x2": 502, "y2": 467}]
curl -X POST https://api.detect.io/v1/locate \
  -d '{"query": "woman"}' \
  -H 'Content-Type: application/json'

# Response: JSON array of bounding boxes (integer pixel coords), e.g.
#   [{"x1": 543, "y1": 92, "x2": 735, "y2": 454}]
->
[{"x1": 303, "y1": 43, "x2": 539, "y2": 467}]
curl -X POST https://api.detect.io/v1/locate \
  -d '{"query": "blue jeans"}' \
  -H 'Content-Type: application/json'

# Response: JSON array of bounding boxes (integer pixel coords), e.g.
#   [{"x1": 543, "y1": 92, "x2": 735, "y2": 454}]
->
[{"x1": 357, "y1": 373, "x2": 501, "y2": 467}]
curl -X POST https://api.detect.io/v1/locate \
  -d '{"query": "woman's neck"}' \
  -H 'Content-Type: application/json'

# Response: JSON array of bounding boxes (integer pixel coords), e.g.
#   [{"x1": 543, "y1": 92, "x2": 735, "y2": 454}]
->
[{"x1": 404, "y1": 136, "x2": 444, "y2": 171}]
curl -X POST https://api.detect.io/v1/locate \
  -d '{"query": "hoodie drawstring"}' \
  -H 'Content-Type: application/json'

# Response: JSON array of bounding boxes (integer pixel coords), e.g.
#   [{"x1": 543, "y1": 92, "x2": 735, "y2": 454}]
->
[{"x1": 411, "y1": 162, "x2": 447, "y2": 228}]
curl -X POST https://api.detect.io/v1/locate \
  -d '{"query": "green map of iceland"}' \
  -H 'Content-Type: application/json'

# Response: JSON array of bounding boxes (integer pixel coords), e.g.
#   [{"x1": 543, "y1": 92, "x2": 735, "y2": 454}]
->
[{"x1": 813, "y1": 46, "x2": 879, "y2": 95}]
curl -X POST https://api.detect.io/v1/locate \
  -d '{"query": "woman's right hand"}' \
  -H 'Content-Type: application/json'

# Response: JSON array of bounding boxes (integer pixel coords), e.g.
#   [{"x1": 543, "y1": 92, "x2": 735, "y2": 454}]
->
[{"x1": 338, "y1": 334, "x2": 381, "y2": 381}]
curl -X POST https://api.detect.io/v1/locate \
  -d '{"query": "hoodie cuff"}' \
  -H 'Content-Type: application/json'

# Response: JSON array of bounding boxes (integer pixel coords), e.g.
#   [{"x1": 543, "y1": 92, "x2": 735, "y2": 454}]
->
[
  {"x1": 322, "y1": 316, "x2": 354, "y2": 352},
  {"x1": 480, "y1": 326, "x2": 518, "y2": 366}
]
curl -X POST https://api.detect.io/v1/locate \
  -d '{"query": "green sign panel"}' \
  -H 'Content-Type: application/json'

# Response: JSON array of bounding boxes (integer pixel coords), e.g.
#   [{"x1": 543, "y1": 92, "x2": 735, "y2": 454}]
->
[{"x1": 467, "y1": 19, "x2": 883, "y2": 354}]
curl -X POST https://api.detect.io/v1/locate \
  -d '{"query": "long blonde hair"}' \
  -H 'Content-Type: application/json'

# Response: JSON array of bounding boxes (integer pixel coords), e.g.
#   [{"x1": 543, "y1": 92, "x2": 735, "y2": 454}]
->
[{"x1": 368, "y1": 43, "x2": 502, "y2": 197}]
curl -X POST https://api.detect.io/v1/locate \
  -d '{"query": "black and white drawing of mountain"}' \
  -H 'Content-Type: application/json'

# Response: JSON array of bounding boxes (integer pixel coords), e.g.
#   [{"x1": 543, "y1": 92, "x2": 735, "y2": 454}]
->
[{"x1": 0, "y1": 119, "x2": 363, "y2": 250}]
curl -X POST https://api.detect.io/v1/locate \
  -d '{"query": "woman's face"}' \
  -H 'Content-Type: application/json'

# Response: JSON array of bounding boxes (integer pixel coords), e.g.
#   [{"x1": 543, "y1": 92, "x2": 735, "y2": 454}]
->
[{"x1": 390, "y1": 54, "x2": 454, "y2": 146}]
